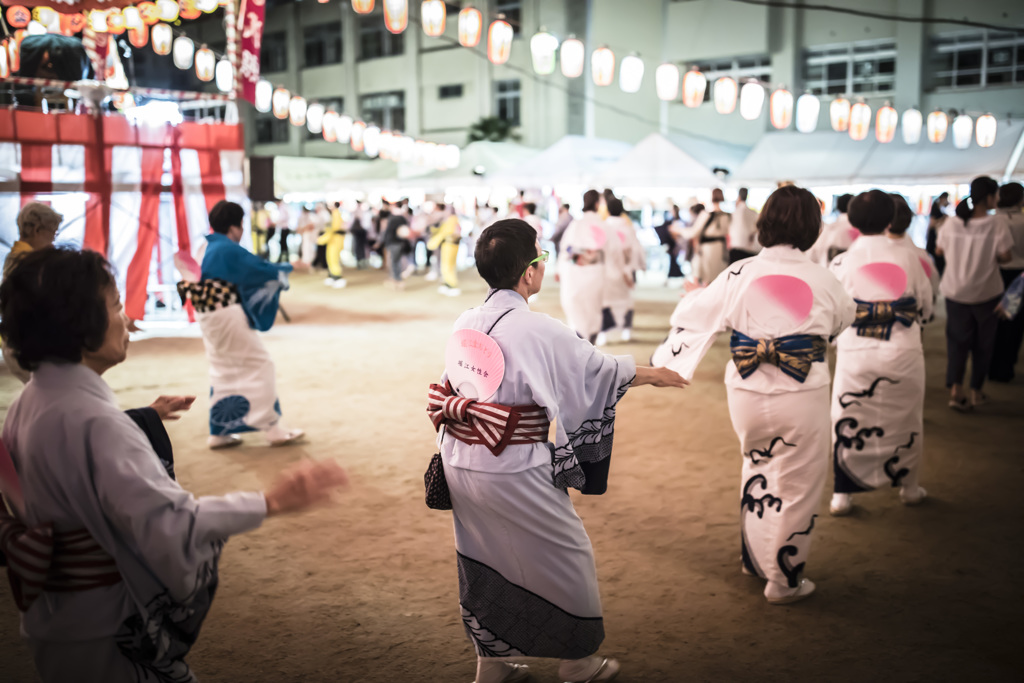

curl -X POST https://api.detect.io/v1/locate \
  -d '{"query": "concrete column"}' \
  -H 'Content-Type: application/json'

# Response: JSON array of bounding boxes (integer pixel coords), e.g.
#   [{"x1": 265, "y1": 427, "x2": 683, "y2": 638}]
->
[
  {"x1": 766, "y1": 0, "x2": 800, "y2": 133},
  {"x1": 565, "y1": 0, "x2": 587, "y2": 135},
  {"x1": 477, "y1": 0, "x2": 493, "y2": 123},
  {"x1": 894, "y1": 0, "x2": 925, "y2": 110},
  {"x1": 287, "y1": 2, "x2": 302, "y2": 155},
  {"x1": 404, "y1": 5, "x2": 422, "y2": 137},
  {"x1": 342, "y1": 3, "x2": 359, "y2": 121}
]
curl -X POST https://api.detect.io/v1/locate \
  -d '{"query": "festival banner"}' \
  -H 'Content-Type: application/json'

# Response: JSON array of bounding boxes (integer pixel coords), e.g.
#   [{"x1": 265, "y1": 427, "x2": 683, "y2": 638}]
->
[{"x1": 237, "y1": 0, "x2": 264, "y2": 106}]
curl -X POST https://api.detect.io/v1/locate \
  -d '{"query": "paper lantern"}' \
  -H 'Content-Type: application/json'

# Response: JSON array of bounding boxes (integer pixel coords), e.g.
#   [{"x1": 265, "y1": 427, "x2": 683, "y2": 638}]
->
[
  {"x1": 830, "y1": 96, "x2": 850, "y2": 132},
  {"x1": 289, "y1": 96, "x2": 307, "y2": 127},
  {"x1": 172, "y1": 36, "x2": 194, "y2": 69},
  {"x1": 152, "y1": 23, "x2": 172, "y2": 55},
  {"x1": 558, "y1": 36, "x2": 583, "y2": 78},
  {"x1": 89, "y1": 11, "x2": 108, "y2": 33},
  {"x1": 682, "y1": 67, "x2": 706, "y2": 108},
  {"x1": 128, "y1": 24, "x2": 149, "y2": 48},
  {"x1": 5, "y1": 6, "x2": 30, "y2": 29},
  {"x1": 378, "y1": 130, "x2": 395, "y2": 159},
  {"x1": 530, "y1": 29, "x2": 558, "y2": 76},
  {"x1": 770, "y1": 87, "x2": 793, "y2": 129},
  {"x1": 123, "y1": 6, "x2": 142, "y2": 28},
  {"x1": 180, "y1": 0, "x2": 202, "y2": 20},
  {"x1": 195, "y1": 47, "x2": 216, "y2": 81},
  {"x1": 619, "y1": 54, "x2": 644, "y2": 93},
  {"x1": 336, "y1": 114, "x2": 354, "y2": 143},
  {"x1": 952, "y1": 114, "x2": 973, "y2": 150},
  {"x1": 795, "y1": 93, "x2": 819, "y2": 133},
  {"x1": 458, "y1": 7, "x2": 482, "y2": 47},
  {"x1": 26, "y1": 21, "x2": 46, "y2": 35},
  {"x1": 156, "y1": 0, "x2": 179, "y2": 22},
  {"x1": 350, "y1": 120, "x2": 366, "y2": 152},
  {"x1": 306, "y1": 103, "x2": 325, "y2": 134},
  {"x1": 976, "y1": 114, "x2": 997, "y2": 148},
  {"x1": 422, "y1": 1, "x2": 445, "y2": 37},
  {"x1": 384, "y1": 0, "x2": 407, "y2": 34},
  {"x1": 322, "y1": 111, "x2": 339, "y2": 142},
  {"x1": 739, "y1": 81, "x2": 764, "y2": 120},
  {"x1": 655, "y1": 63, "x2": 679, "y2": 101},
  {"x1": 902, "y1": 108, "x2": 922, "y2": 145},
  {"x1": 352, "y1": 0, "x2": 374, "y2": 13},
  {"x1": 875, "y1": 102, "x2": 898, "y2": 144},
  {"x1": 255, "y1": 79, "x2": 273, "y2": 113},
  {"x1": 0, "y1": 46, "x2": 8, "y2": 79},
  {"x1": 713, "y1": 76, "x2": 737, "y2": 114},
  {"x1": 591, "y1": 47, "x2": 615, "y2": 87},
  {"x1": 215, "y1": 59, "x2": 234, "y2": 93},
  {"x1": 488, "y1": 18, "x2": 513, "y2": 65},
  {"x1": 849, "y1": 101, "x2": 871, "y2": 141},
  {"x1": 138, "y1": 2, "x2": 160, "y2": 26},
  {"x1": 272, "y1": 87, "x2": 290, "y2": 119},
  {"x1": 196, "y1": 0, "x2": 219, "y2": 12},
  {"x1": 363, "y1": 125, "x2": 381, "y2": 158},
  {"x1": 926, "y1": 110, "x2": 948, "y2": 143},
  {"x1": 7, "y1": 39, "x2": 19, "y2": 73}
]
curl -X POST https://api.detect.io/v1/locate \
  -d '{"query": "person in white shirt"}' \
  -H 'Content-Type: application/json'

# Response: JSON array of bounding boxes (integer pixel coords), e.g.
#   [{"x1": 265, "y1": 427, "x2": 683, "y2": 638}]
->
[
  {"x1": 676, "y1": 189, "x2": 730, "y2": 284},
  {"x1": 990, "y1": 182, "x2": 1024, "y2": 382},
  {"x1": 599, "y1": 196, "x2": 646, "y2": 343},
  {"x1": 808, "y1": 194, "x2": 859, "y2": 267},
  {"x1": 936, "y1": 176, "x2": 1015, "y2": 410},
  {"x1": 558, "y1": 190, "x2": 608, "y2": 343},
  {"x1": 729, "y1": 188, "x2": 761, "y2": 263},
  {"x1": 827, "y1": 190, "x2": 933, "y2": 517}
]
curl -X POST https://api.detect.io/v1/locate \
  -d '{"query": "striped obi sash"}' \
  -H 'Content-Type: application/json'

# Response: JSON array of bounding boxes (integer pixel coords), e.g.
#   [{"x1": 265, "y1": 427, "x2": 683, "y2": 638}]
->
[
  {"x1": 730, "y1": 331, "x2": 827, "y2": 383},
  {"x1": 176, "y1": 278, "x2": 241, "y2": 314},
  {"x1": 0, "y1": 498, "x2": 121, "y2": 611},
  {"x1": 427, "y1": 381, "x2": 550, "y2": 456},
  {"x1": 852, "y1": 297, "x2": 918, "y2": 340}
]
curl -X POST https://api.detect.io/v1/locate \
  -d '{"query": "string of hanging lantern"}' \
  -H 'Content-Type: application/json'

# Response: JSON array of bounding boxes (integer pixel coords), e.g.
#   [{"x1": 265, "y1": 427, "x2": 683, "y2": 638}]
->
[{"x1": 352, "y1": 0, "x2": 1004, "y2": 151}]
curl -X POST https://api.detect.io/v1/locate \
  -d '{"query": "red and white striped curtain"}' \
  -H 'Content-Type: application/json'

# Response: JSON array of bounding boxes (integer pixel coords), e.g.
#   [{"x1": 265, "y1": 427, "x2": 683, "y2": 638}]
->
[{"x1": 0, "y1": 111, "x2": 246, "y2": 321}]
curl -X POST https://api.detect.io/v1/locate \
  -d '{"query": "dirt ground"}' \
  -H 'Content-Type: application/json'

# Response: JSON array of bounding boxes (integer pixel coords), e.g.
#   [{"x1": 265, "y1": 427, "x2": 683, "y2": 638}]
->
[{"x1": 1, "y1": 265, "x2": 1021, "y2": 683}]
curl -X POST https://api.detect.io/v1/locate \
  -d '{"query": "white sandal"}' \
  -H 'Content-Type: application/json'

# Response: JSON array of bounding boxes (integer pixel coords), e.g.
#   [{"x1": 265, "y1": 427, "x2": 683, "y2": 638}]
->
[{"x1": 565, "y1": 658, "x2": 620, "y2": 683}]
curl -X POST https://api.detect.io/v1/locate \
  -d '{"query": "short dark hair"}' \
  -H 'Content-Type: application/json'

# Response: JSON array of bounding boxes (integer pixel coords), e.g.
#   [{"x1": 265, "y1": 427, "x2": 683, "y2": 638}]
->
[
  {"x1": 999, "y1": 182, "x2": 1024, "y2": 208},
  {"x1": 0, "y1": 248, "x2": 115, "y2": 371},
  {"x1": 690, "y1": 203, "x2": 705, "y2": 215},
  {"x1": 889, "y1": 194, "x2": 914, "y2": 235},
  {"x1": 836, "y1": 193, "x2": 853, "y2": 213},
  {"x1": 607, "y1": 197, "x2": 625, "y2": 217},
  {"x1": 738, "y1": 188, "x2": 749, "y2": 202},
  {"x1": 475, "y1": 219, "x2": 538, "y2": 290},
  {"x1": 209, "y1": 200, "x2": 245, "y2": 234},
  {"x1": 582, "y1": 190, "x2": 600, "y2": 213},
  {"x1": 524, "y1": 202, "x2": 537, "y2": 215},
  {"x1": 848, "y1": 190, "x2": 895, "y2": 235},
  {"x1": 711, "y1": 188, "x2": 724, "y2": 203},
  {"x1": 757, "y1": 185, "x2": 821, "y2": 251}
]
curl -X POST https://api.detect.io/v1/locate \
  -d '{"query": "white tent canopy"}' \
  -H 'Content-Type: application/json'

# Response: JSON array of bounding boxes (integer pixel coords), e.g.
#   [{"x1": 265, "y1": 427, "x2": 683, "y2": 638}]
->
[
  {"x1": 490, "y1": 134, "x2": 632, "y2": 186},
  {"x1": 735, "y1": 121, "x2": 1024, "y2": 187},
  {"x1": 401, "y1": 140, "x2": 540, "y2": 189},
  {"x1": 596, "y1": 132, "x2": 720, "y2": 188},
  {"x1": 667, "y1": 131, "x2": 752, "y2": 179}
]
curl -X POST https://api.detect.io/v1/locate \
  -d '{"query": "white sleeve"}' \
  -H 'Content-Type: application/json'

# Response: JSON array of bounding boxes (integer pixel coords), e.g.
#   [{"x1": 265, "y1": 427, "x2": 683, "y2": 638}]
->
[{"x1": 651, "y1": 274, "x2": 731, "y2": 379}]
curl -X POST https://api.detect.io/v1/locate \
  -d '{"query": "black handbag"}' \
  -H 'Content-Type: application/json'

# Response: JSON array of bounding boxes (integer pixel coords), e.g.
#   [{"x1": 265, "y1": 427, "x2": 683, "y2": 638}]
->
[{"x1": 424, "y1": 451, "x2": 452, "y2": 510}]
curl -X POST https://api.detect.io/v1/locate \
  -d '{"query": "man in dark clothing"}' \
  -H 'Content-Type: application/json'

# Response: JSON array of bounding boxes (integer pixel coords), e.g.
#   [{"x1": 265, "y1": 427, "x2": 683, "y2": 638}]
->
[
  {"x1": 378, "y1": 203, "x2": 411, "y2": 288},
  {"x1": 655, "y1": 205, "x2": 684, "y2": 280}
]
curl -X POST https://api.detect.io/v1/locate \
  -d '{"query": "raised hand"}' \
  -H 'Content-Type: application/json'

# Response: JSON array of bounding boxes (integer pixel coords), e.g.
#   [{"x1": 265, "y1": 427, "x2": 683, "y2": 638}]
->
[
  {"x1": 264, "y1": 459, "x2": 349, "y2": 516},
  {"x1": 149, "y1": 395, "x2": 197, "y2": 421}
]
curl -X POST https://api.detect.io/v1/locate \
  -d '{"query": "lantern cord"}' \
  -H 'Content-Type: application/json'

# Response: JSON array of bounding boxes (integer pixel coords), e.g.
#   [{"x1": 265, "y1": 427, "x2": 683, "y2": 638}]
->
[
  {"x1": 0, "y1": 14, "x2": 11, "y2": 39},
  {"x1": 728, "y1": 0, "x2": 1024, "y2": 35}
]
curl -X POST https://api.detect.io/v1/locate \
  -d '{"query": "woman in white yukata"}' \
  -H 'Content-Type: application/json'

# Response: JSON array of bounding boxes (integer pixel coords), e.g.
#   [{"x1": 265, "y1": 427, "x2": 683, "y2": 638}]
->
[
  {"x1": 430, "y1": 219, "x2": 687, "y2": 683},
  {"x1": 827, "y1": 190, "x2": 933, "y2": 517},
  {"x1": 599, "y1": 196, "x2": 647, "y2": 344},
  {"x1": 558, "y1": 190, "x2": 608, "y2": 343},
  {"x1": 652, "y1": 185, "x2": 857, "y2": 604},
  {"x1": 675, "y1": 189, "x2": 730, "y2": 285},
  {"x1": 0, "y1": 248, "x2": 346, "y2": 683}
]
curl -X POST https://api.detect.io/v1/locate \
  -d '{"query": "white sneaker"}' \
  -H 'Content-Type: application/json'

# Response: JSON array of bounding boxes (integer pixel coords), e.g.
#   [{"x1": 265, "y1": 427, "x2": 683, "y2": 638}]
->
[
  {"x1": 621, "y1": 328, "x2": 632, "y2": 342},
  {"x1": 830, "y1": 493, "x2": 853, "y2": 516},
  {"x1": 595, "y1": 332, "x2": 608, "y2": 347},
  {"x1": 323, "y1": 277, "x2": 335, "y2": 286},
  {"x1": 899, "y1": 485, "x2": 927, "y2": 505},
  {"x1": 208, "y1": 434, "x2": 242, "y2": 450},
  {"x1": 331, "y1": 278, "x2": 347, "y2": 288},
  {"x1": 425, "y1": 270, "x2": 439, "y2": 282},
  {"x1": 766, "y1": 578, "x2": 816, "y2": 605}
]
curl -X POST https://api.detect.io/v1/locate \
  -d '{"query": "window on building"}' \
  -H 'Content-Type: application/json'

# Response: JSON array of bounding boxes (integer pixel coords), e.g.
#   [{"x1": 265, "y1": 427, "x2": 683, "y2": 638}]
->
[
  {"x1": 692, "y1": 56, "x2": 772, "y2": 103},
  {"x1": 255, "y1": 114, "x2": 290, "y2": 144},
  {"x1": 438, "y1": 84, "x2": 464, "y2": 99},
  {"x1": 932, "y1": 30, "x2": 1024, "y2": 88},
  {"x1": 495, "y1": 0, "x2": 522, "y2": 35},
  {"x1": 306, "y1": 98, "x2": 345, "y2": 140},
  {"x1": 304, "y1": 22, "x2": 342, "y2": 67},
  {"x1": 495, "y1": 79, "x2": 521, "y2": 126},
  {"x1": 359, "y1": 16, "x2": 404, "y2": 60},
  {"x1": 804, "y1": 39, "x2": 896, "y2": 95},
  {"x1": 360, "y1": 91, "x2": 405, "y2": 131},
  {"x1": 261, "y1": 31, "x2": 288, "y2": 73}
]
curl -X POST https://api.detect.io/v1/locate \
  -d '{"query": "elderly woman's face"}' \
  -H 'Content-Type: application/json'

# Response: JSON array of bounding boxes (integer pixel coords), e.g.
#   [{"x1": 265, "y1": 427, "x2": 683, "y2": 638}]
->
[{"x1": 82, "y1": 285, "x2": 130, "y2": 373}]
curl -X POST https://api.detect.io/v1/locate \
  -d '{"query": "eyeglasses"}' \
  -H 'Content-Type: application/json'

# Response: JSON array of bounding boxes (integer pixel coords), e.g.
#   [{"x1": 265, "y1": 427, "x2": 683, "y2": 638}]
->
[{"x1": 521, "y1": 250, "x2": 550, "y2": 280}]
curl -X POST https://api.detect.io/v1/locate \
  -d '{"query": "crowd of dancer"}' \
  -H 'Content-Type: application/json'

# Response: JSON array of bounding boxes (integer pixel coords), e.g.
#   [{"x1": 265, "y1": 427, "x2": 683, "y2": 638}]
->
[{"x1": 0, "y1": 170, "x2": 1021, "y2": 682}]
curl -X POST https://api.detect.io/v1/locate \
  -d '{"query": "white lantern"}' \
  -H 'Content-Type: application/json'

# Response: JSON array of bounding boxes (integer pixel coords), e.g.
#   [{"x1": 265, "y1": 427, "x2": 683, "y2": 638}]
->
[
  {"x1": 152, "y1": 24, "x2": 173, "y2": 56},
  {"x1": 682, "y1": 67, "x2": 706, "y2": 108},
  {"x1": 530, "y1": 29, "x2": 558, "y2": 76},
  {"x1": 352, "y1": 0, "x2": 374, "y2": 13},
  {"x1": 927, "y1": 110, "x2": 948, "y2": 143},
  {"x1": 196, "y1": 0, "x2": 219, "y2": 12},
  {"x1": 255, "y1": 79, "x2": 273, "y2": 113},
  {"x1": 976, "y1": 113, "x2": 997, "y2": 148},
  {"x1": 795, "y1": 93, "x2": 819, "y2": 133},
  {"x1": 458, "y1": 7, "x2": 482, "y2": 47},
  {"x1": 26, "y1": 21, "x2": 46, "y2": 35},
  {"x1": 215, "y1": 59, "x2": 234, "y2": 92},
  {"x1": 172, "y1": 36, "x2": 194, "y2": 70},
  {"x1": 488, "y1": 18, "x2": 513, "y2": 65},
  {"x1": 156, "y1": 0, "x2": 179, "y2": 22},
  {"x1": 322, "y1": 111, "x2": 339, "y2": 142},
  {"x1": 591, "y1": 47, "x2": 615, "y2": 87},
  {"x1": 714, "y1": 77, "x2": 737, "y2": 114},
  {"x1": 336, "y1": 114, "x2": 354, "y2": 143},
  {"x1": 289, "y1": 96, "x2": 307, "y2": 127},
  {"x1": 560, "y1": 37, "x2": 584, "y2": 78},
  {"x1": 830, "y1": 96, "x2": 851, "y2": 132},
  {"x1": 849, "y1": 101, "x2": 871, "y2": 141},
  {"x1": 769, "y1": 87, "x2": 793, "y2": 129},
  {"x1": 306, "y1": 103, "x2": 325, "y2": 134},
  {"x1": 421, "y1": 1, "x2": 445, "y2": 37},
  {"x1": 363, "y1": 125, "x2": 381, "y2": 158},
  {"x1": 952, "y1": 113, "x2": 973, "y2": 150},
  {"x1": 902, "y1": 108, "x2": 923, "y2": 145},
  {"x1": 123, "y1": 7, "x2": 142, "y2": 29},
  {"x1": 34, "y1": 7, "x2": 58, "y2": 30},
  {"x1": 272, "y1": 87, "x2": 290, "y2": 119},
  {"x1": 739, "y1": 81, "x2": 764, "y2": 121},
  {"x1": 383, "y1": 0, "x2": 408, "y2": 34},
  {"x1": 443, "y1": 144, "x2": 460, "y2": 169},
  {"x1": 0, "y1": 47, "x2": 7, "y2": 80},
  {"x1": 351, "y1": 120, "x2": 367, "y2": 152},
  {"x1": 618, "y1": 55, "x2": 644, "y2": 94},
  {"x1": 195, "y1": 47, "x2": 216, "y2": 82},
  {"x1": 655, "y1": 63, "x2": 679, "y2": 101},
  {"x1": 89, "y1": 11, "x2": 108, "y2": 33},
  {"x1": 875, "y1": 103, "x2": 898, "y2": 144}
]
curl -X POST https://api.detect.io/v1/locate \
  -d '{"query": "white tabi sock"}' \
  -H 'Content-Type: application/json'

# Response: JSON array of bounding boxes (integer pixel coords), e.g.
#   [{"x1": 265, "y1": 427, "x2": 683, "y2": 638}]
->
[
  {"x1": 475, "y1": 657, "x2": 521, "y2": 683},
  {"x1": 558, "y1": 655, "x2": 607, "y2": 681}
]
